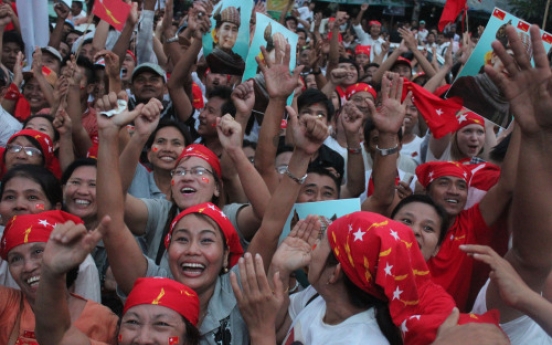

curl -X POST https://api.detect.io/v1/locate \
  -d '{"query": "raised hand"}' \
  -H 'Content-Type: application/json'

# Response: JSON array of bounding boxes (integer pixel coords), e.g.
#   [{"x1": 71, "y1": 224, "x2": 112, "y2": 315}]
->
[
  {"x1": 32, "y1": 47, "x2": 43, "y2": 77},
  {"x1": 232, "y1": 80, "x2": 255, "y2": 115},
  {"x1": 12, "y1": 51, "x2": 23, "y2": 86},
  {"x1": 126, "y1": 0, "x2": 139, "y2": 27},
  {"x1": 43, "y1": 217, "x2": 110, "y2": 276},
  {"x1": 133, "y1": 98, "x2": 163, "y2": 139},
  {"x1": 188, "y1": 1, "x2": 212, "y2": 39},
  {"x1": 329, "y1": 68, "x2": 348, "y2": 85},
  {"x1": 460, "y1": 244, "x2": 531, "y2": 310},
  {"x1": 360, "y1": 3, "x2": 369, "y2": 11},
  {"x1": 399, "y1": 27, "x2": 417, "y2": 51},
  {"x1": 485, "y1": 24, "x2": 552, "y2": 135},
  {"x1": 54, "y1": 2, "x2": 70, "y2": 20},
  {"x1": 271, "y1": 216, "x2": 320, "y2": 273},
  {"x1": 96, "y1": 91, "x2": 143, "y2": 130},
  {"x1": 95, "y1": 50, "x2": 120, "y2": 80},
  {"x1": 216, "y1": 114, "x2": 243, "y2": 152},
  {"x1": 287, "y1": 105, "x2": 329, "y2": 155},
  {"x1": 257, "y1": 40, "x2": 304, "y2": 100},
  {"x1": 53, "y1": 107, "x2": 73, "y2": 136},
  {"x1": 340, "y1": 102, "x2": 364, "y2": 137},
  {"x1": 230, "y1": 253, "x2": 284, "y2": 339},
  {"x1": 0, "y1": 3, "x2": 12, "y2": 27},
  {"x1": 371, "y1": 72, "x2": 407, "y2": 134}
]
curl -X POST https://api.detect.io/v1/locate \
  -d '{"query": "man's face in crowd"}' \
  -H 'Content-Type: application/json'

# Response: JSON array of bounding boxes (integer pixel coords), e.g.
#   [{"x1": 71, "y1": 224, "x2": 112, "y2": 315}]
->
[
  {"x1": 198, "y1": 96, "x2": 225, "y2": 138},
  {"x1": 427, "y1": 177, "x2": 468, "y2": 217},
  {"x1": 426, "y1": 33, "x2": 435, "y2": 44},
  {"x1": 297, "y1": 31, "x2": 307, "y2": 49},
  {"x1": 296, "y1": 173, "x2": 339, "y2": 203},
  {"x1": 65, "y1": 32, "x2": 81, "y2": 47},
  {"x1": 337, "y1": 62, "x2": 358, "y2": 86},
  {"x1": 392, "y1": 63, "x2": 412, "y2": 80},
  {"x1": 81, "y1": 43, "x2": 95, "y2": 63},
  {"x1": 41, "y1": 52, "x2": 61, "y2": 75},
  {"x1": 298, "y1": 102, "x2": 329, "y2": 126},
  {"x1": 436, "y1": 34, "x2": 446, "y2": 45},
  {"x1": 299, "y1": 49, "x2": 310, "y2": 66},
  {"x1": 71, "y1": 2, "x2": 82, "y2": 16},
  {"x1": 2, "y1": 42, "x2": 21, "y2": 72},
  {"x1": 286, "y1": 19, "x2": 298, "y2": 31},
  {"x1": 59, "y1": 42, "x2": 70, "y2": 59},
  {"x1": 132, "y1": 71, "x2": 164, "y2": 102},
  {"x1": 370, "y1": 24, "x2": 381, "y2": 37},
  {"x1": 22, "y1": 78, "x2": 49, "y2": 113},
  {"x1": 121, "y1": 53, "x2": 136, "y2": 83},
  {"x1": 204, "y1": 72, "x2": 230, "y2": 95},
  {"x1": 355, "y1": 53, "x2": 370, "y2": 66}
]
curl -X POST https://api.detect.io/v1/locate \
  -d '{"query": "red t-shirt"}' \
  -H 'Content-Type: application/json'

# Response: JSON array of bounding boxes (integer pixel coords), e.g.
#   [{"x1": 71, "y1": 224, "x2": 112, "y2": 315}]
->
[{"x1": 427, "y1": 203, "x2": 493, "y2": 312}]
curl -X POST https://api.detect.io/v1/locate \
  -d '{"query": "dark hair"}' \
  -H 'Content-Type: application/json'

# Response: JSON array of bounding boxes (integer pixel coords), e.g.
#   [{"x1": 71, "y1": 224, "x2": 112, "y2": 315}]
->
[
  {"x1": 338, "y1": 57, "x2": 360, "y2": 78},
  {"x1": 297, "y1": 89, "x2": 335, "y2": 122},
  {"x1": 285, "y1": 16, "x2": 298, "y2": 25},
  {"x1": 326, "y1": 252, "x2": 403, "y2": 345},
  {"x1": 242, "y1": 139, "x2": 257, "y2": 151},
  {"x1": 489, "y1": 132, "x2": 511, "y2": 164},
  {"x1": 207, "y1": 86, "x2": 236, "y2": 117},
  {"x1": 296, "y1": 28, "x2": 307, "y2": 37},
  {"x1": 73, "y1": 1, "x2": 84, "y2": 9},
  {"x1": 145, "y1": 118, "x2": 193, "y2": 150},
  {"x1": 391, "y1": 194, "x2": 449, "y2": 245},
  {"x1": 363, "y1": 117, "x2": 403, "y2": 146},
  {"x1": 183, "y1": 317, "x2": 201, "y2": 345},
  {"x1": 61, "y1": 158, "x2": 97, "y2": 185},
  {"x1": 23, "y1": 115, "x2": 60, "y2": 142},
  {"x1": 306, "y1": 165, "x2": 342, "y2": 196},
  {"x1": 0, "y1": 165, "x2": 63, "y2": 208},
  {"x1": 3, "y1": 30, "x2": 24, "y2": 52}
]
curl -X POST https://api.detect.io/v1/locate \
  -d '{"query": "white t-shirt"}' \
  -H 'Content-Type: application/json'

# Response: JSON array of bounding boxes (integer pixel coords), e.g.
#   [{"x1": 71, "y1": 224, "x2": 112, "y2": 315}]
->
[
  {"x1": 401, "y1": 135, "x2": 424, "y2": 165},
  {"x1": 283, "y1": 286, "x2": 390, "y2": 345},
  {"x1": 472, "y1": 279, "x2": 552, "y2": 345}
]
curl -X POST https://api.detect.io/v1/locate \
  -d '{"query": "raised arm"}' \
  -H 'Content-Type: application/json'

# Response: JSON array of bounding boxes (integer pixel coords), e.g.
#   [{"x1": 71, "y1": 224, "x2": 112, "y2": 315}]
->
[
  {"x1": 111, "y1": 3, "x2": 139, "y2": 66},
  {"x1": 361, "y1": 73, "x2": 407, "y2": 215},
  {"x1": 96, "y1": 92, "x2": 162, "y2": 294},
  {"x1": 472, "y1": 25, "x2": 552, "y2": 323},
  {"x1": 371, "y1": 40, "x2": 408, "y2": 85},
  {"x1": 35, "y1": 220, "x2": 108, "y2": 345},
  {"x1": 400, "y1": 28, "x2": 437, "y2": 78},
  {"x1": 339, "y1": 102, "x2": 366, "y2": 198},
  {"x1": 423, "y1": 44, "x2": 453, "y2": 93},
  {"x1": 254, "y1": 42, "x2": 304, "y2": 193},
  {"x1": 49, "y1": 3, "x2": 69, "y2": 50}
]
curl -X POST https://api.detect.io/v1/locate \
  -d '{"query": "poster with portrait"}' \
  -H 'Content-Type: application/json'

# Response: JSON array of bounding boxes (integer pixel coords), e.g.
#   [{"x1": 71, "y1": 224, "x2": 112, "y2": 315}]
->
[
  {"x1": 447, "y1": 8, "x2": 552, "y2": 128},
  {"x1": 278, "y1": 198, "x2": 361, "y2": 243},
  {"x1": 244, "y1": 13, "x2": 298, "y2": 104},
  {"x1": 202, "y1": 0, "x2": 253, "y2": 76}
]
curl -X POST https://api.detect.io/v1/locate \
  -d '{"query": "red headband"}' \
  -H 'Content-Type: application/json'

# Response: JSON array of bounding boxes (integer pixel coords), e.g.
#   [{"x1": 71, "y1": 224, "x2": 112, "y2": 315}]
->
[
  {"x1": 124, "y1": 277, "x2": 200, "y2": 326},
  {"x1": 9, "y1": 129, "x2": 55, "y2": 168},
  {"x1": 415, "y1": 161, "x2": 471, "y2": 188},
  {"x1": 369, "y1": 20, "x2": 382, "y2": 26},
  {"x1": 345, "y1": 83, "x2": 377, "y2": 101},
  {"x1": 457, "y1": 111, "x2": 484, "y2": 131},
  {"x1": 165, "y1": 202, "x2": 243, "y2": 268},
  {"x1": 126, "y1": 50, "x2": 136, "y2": 63},
  {"x1": 327, "y1": 211, "x2": 499, "y2": 345},
  {"x1": 394, "y1": 56, "x2": 412, "y2": 68},
  {"x1": 177, "y1": 144, "x2": 221, "y2": 179},
  {"x1": 354, "y1": 44, "x2": 371, "y2": 57},
  {"x1": 0, "y1": 211, "x2": 83, "y2": 259}
]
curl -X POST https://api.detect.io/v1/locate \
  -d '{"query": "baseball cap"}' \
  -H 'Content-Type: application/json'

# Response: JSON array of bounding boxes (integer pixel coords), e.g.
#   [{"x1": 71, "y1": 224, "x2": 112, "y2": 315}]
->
[{"x1": 131, "y1": 63, "x2": 167, "y2": 83}]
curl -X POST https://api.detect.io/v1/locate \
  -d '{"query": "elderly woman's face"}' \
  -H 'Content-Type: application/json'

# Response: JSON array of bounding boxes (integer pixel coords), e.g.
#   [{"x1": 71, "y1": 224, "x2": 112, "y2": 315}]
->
[{"x1": 216, "y1": 22, "x2": 239, "y2": 50}]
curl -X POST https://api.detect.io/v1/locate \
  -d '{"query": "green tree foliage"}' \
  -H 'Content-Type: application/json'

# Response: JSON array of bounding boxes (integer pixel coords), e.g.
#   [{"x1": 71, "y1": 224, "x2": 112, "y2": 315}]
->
[{"x1": 509, "y1": 0, "x2": 552, "y2": 29}]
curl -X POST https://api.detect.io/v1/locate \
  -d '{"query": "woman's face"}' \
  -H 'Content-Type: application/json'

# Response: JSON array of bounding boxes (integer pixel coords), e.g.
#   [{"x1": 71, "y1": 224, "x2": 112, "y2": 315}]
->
[
  {"x1": 4, "y1": 136, "x2": 44, "y2": 171},
  {"x1": 216, "y1": 22, "x2": 239, "y2": 50},
  {"x1": 119, "y1": 304, "x2": 187, "y2": 345},
  {"x1": 168, "y1": 214, "x2": 228, "y2": 296},
  {"x1": 22, "y1": 78, "x2": 49, "y2": 113},
  {"x1": 7, "y1": 242, "x2": 46, "y2": 305},
  {"x1": 355, "y1": 53, "x2": 370, "y2": 66},
  {"x1": 147, "y1": 127, "x2": 186, "y2": 172},
  {"x1": 337, "y1": 62, "x2": 358, "y2": 86},
  {"x1": 25, "y1": 117, "x2": 56, "y2": 143},
  {"x1": 392, "y1": 202, "x2": 442, "y2": 261},
  {"x1": 63, "y1": 166, "x2": 97, "y2": 222},
  {"x1": 0, "y1": 177, "x2": 54, "y2": 223},
  {"x1": 456, "y1": 124, "x2": 485, "y2": 158},
  {"x1": 171, "y1": 157, "x2": 220, "y2": 210}
]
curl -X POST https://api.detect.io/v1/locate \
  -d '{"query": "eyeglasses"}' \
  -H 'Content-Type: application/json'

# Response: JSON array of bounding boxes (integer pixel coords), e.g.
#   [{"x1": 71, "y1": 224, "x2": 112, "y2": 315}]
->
[
  {"x1": 171, "y1": 167, "x2": 214, "y2": 178},
  {"x1": 6, "y1": 144, "x2": 43, "y2": 157},
  {"x1": 276, "y1": 165, "x2": 288, "y2": 175}
]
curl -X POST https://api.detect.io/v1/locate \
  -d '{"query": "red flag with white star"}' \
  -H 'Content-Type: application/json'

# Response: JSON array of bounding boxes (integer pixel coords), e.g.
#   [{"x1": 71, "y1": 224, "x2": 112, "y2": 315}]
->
[
  {"x1": 438, "y1": 0, "x2": 467, "y2": 32},
  {"x1": 403, "y1": 81, "x2": 464, "y2": 139},
  {"x1": 92, "y1": 0, "x2": 131, "y2": 31}
]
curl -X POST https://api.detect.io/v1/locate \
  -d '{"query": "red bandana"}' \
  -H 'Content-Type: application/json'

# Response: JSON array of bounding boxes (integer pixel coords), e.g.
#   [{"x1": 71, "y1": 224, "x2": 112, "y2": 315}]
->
[
  {"x1": 369, "y1": 20, "x2": 382, "y2": 26},
  {"x1": 165, "y1": 202, "x2": 243, "y2": 268},
  {"x1": 8, "y1": 129, "x2": 55, "y2": 170},
  {"x1": 354, "y1": 45, "x2": 371, "y2": 57},
  {"x1": 177, "y1": 144, "x2": 221, "y2": 179},
  {"x1": 327, "y1": 211, "x2": 500, "y2": 345},
  {"x1": 124, "y1": 277, "x2": 200, "y2": 326},
  {"x1": 345, "y1": 83, "x2": 377, "y2": 101},
  {"x1": 456, "y1": 111, "x2": 484, "y2": 131},
  {"x1": 0, "y1": 211, "x2": 83, "y2": 259},
  {"x1": 415, "y1": 161, "x2": 471, "y2": 189}
]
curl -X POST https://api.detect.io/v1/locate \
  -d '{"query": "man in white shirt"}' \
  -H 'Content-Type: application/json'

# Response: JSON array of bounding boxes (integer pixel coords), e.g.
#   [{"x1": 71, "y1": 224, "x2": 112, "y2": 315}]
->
[
  {"x1": 417, "y1": 20, "x2": 429, "y2": 44},
  {"x1": 351, "y1": 4, "x2": 385, "y2": 62}
]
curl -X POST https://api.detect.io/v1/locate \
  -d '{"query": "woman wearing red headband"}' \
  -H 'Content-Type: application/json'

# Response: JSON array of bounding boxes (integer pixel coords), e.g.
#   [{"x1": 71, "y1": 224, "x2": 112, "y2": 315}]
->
[
  {"x1": 0, "y1": 211, "x2": 118, "y2": 344},
  {"x1": 31, "y1": 214, "x2": 201, "y2": 345}
]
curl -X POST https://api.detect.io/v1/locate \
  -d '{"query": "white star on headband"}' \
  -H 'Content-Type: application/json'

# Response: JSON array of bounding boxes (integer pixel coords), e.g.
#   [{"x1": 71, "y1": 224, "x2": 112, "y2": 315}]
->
[{"x1": 352, "y1": 228, "x2": 365, "y2": 242}]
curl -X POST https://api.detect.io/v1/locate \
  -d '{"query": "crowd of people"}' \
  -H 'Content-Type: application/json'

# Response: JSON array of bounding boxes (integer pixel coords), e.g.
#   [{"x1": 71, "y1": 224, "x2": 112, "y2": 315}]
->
[{"x1": 0, "y1": 0, "x2": 551, "y2": 344}]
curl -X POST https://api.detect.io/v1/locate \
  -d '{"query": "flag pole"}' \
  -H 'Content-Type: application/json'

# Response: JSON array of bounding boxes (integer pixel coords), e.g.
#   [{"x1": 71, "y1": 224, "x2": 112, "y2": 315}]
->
[{"x1": 544, "y1": 0, "x2": 551, "y2": 31}]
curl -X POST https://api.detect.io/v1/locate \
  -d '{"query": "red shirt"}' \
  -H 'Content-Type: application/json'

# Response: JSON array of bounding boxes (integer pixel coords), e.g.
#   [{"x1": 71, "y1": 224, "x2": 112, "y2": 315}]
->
[{"x1": 427, "y1": 203, "x2": 493, "y2": 312}]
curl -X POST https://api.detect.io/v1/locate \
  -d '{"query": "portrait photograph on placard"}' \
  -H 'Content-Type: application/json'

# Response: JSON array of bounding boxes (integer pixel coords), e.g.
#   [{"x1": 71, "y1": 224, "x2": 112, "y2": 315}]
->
[
  {"x1": 202, "y1": 0, "x2": 253, "y2": 76},
  {"x1": 447, "y1": 8, "x2": 552, "y2": 128}
]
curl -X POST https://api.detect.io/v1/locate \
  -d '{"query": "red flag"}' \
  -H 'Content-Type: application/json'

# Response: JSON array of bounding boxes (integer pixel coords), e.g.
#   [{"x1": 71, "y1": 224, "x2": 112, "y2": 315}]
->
[
  {"x1": 492, "y1": 8, "x2": 506, "y2": 20},
  {"x1": 517, "y1": 20, "x2": 530, "y2": 32},
  {"x1": 403, "y1": 81, "x2": 464, "y2": 139},
  {"x1": 438, "y1": 0, "x2": 467, "y2": 32},
  {"x1": 92, "y1": 0, "x2": 131, "y2": 31},
  {"x1": 543, "y1": 32, "x2": 552, "y2": 44}
]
